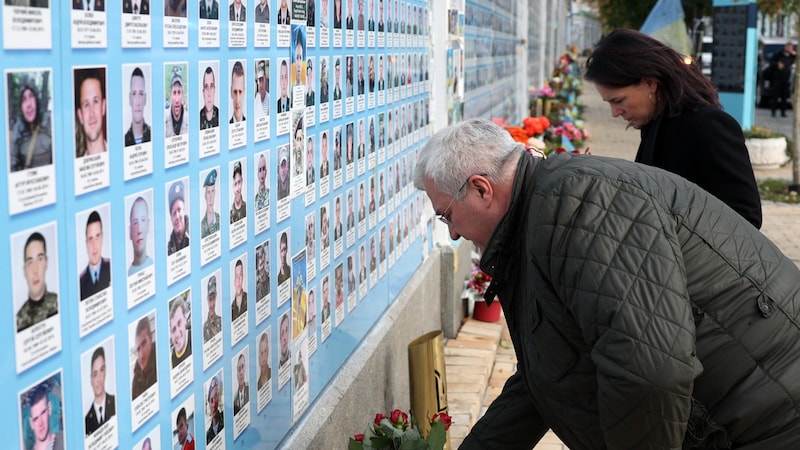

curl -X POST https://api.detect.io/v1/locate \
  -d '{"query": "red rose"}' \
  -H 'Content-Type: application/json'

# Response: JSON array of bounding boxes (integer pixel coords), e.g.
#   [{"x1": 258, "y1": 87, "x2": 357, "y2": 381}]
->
[
  {"x1": 354, "y1": 434, "x2": 365, "y2": 442},
  {"x1": 390, "y1": 409, "x2": 409, "y2": 429},
  {"x1": 374, "y1": 413, "x2": 386, "y2": 426},
  {"x1": 431, "y1": 412, "x2": 453, "y2": 431}
]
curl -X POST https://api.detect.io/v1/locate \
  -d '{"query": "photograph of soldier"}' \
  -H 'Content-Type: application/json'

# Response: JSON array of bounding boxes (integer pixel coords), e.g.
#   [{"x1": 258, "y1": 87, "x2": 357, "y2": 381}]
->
[
  {"x1": 205, "y1": 374, "x2": 224, "y2": 443},
  {"x1": 199, "y1": 0, "x2": 217, "y2": 18},
  {"x1": 128, "y1": 195, "x2": 153, "y2": 275},
  {"x1": 277, "y1": 59, "x2": 291, "y2": 113},
  {"x1": 164, "y1": 0, "x2": 185, "y2": 16},
  {"x1": 19, "y1": 373, "x2": 64, "y2": 450},
  {"x1": 276, "y1": 0, "x2": 289, "y2": 23},
  {"x1": 278, "y1": 313, "x2": 290, "y2": 366},
  {"x1": 332, "y1": 58, "x2": 342, "y2": 101},
  {"x1": 79, "y1": 210, "x2": 111, "y2": 300},
  {"x1": 229, "y1": 60, "x2": 246, "y2": 123},
  {"x1": 172, "y1": 406, "x2": 195, "y2": 450},
  {"x1": 124, "y1": 66, "x2": 152, "y2": 146},
  {"x1": 231, "y1": 257, "x2": 248, "y2": 320},
  {"x1": 228, "y1": 0, "x2": 244, "y2": 21},
  {"x1": 73, "y1": 0, "x2": 104, "y2": 10},
  {"x1": 277, "y1": 146, "x2": 290, "y2": 200},
  {"x1": 200, "y1": 168, "x2": 220, "y2": 238},
  {"x1": 254, "y1": 60, "x2": 269, "y2": 119},
  {"x1": 131, "y1": 313, "x2": 157, "y2": 399},
  {"x1": 165, "y1": 64, "x2": 189, "y2": 137},
  {"x1": 256, "y1": 241, "x2": 270, "y2": 299},
  {"x1": 233, "y1": 352, "x2": 249, "y2": 414},
  {"x1": 7, "y1": 71, "x2": 53, "y2": 172},
  {"x1": 123, "y1": 0, "x2": 149, "y2": 13},
  {"x1": 255, "y1": 153, "x2": 269, "y2": 210},
  {"x1": 167, "y1": 179, "x2": 190, "y2": 255},
  {"x1": 169, "y1": 294, "x2": 192, "y2": 368},
  {"x1": 277, "y1": 231, "x2": 291, "y2": 284},
  {"x1": 73, "y1": 67, "x2": 108, "y2": 157},
  {"x1": 200, "y1": 65, "x2": 220, "y2": 130},
  {"x1": 253, "y1": 0, "x2": 267, "y2": 22},
  {"x1": 16, "y1": 230, "x2": 58, "y2": 333},
  {"x1": 257, "y1": 330, "x2": 271, "y2": 389},
  {"x1": 203, "y1": 274, "x2": 221, "y2": 342},
  {"x1": 319, "y1": 130, "x2": 330, "y2": 178},
  {"x1": 319, "y1": 58, "x2": 329, "y2": 104},
  {"x1": 230, "y1": 160, "x2": 247, "y2": 222},
  {"x1": 84, "y1": 345, "x2": 116, "y2": 435}
]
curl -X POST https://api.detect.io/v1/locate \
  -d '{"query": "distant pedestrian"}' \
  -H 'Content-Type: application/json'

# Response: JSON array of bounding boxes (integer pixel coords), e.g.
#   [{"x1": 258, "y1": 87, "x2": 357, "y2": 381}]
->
[
  {"x1": 585, "y1": 28, "x2": 762, "y2": 228},
  {"x1": 769, "y1": 41, "x2": 796, "y2": 117}
]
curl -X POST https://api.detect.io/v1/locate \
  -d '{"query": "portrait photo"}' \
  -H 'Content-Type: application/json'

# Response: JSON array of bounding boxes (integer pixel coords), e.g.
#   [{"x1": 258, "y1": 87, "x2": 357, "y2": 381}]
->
[
  {"x1": 18, "y1": 371, "x2": 64, "y2": 450},
  {"x1": 75, "y1": 205, "x2": 112, "y2": 301},
  {"x1": 12, "y1": 221, "x2": 60, "y2": 334},
  {"x1": 125, "y1": 189, "x2": 155, "y2": 276},
  {"x1": 122, "y1": 64, "x2": 153, "y2": 147},
  {"x1": 199, "y1": 61, "x2": 221, "y2": 130},
  {"x1": 6, "y1": 68, "x2": 54, "y2": 172},
  {"x1": 171, "y1": 398, "x2": 196, "y2": 450},
  {"x1": 81, "y1": 336, "x2": 118, "y2": 437},
  {"x1": 204, "y1": 370, "x2": 224, "y2": 444},
  {"x1": 164, "y1": 62, "x2": 189, "y2": 138},
  {"x1": 129, "y1": 310, "x2": 158, "y2": 400},
  {"x1": 73, "y1": 66, "x2": 108, "y2": 158}
]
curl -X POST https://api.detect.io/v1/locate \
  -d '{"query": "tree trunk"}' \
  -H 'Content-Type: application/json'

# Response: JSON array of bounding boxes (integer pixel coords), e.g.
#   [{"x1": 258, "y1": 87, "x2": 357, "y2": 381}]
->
[{"x1": 794, "y1": 37, "x2": 800, "y2": 186}]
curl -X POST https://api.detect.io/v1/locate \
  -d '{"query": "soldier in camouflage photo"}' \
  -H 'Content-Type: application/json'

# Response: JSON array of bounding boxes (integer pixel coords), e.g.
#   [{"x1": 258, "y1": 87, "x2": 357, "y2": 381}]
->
[
  {"x1": 16, "y1": 231, "x2": 58, "y2": 332},
  {"x1": 203, "y1": 275, "x2": 221, "y2": 342},
  {"x1": 201, "y1": 169, "x2": 220, "y2": 238}
]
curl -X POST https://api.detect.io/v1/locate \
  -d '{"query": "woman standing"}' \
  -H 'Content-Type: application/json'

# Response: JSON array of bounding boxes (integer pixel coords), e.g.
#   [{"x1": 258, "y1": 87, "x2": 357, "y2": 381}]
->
[{"x1": 585, "y1": 28, "x2": 762, "y2": 228}]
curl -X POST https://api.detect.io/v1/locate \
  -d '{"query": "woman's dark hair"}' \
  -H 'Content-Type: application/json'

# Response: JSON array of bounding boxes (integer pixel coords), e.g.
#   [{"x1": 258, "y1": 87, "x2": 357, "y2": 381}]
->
[{"x1": 584, "y1": 28, "x2": 719, "y2": 116}]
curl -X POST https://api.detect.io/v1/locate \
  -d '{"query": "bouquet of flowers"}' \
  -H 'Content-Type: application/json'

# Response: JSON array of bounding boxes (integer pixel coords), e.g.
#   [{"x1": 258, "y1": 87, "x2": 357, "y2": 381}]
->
[
  {"x1": 467, "y1": 265, "x2": 492, "y2": 295},
  {"x1": 349, "y1": 409, "x2": 452, "y2": 450}
]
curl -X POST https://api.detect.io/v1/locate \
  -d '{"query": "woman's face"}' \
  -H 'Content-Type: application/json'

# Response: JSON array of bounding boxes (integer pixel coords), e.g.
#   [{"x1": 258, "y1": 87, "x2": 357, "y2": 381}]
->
[{"x1": 594, "y1": 79, "x2": 656, "y2": 129}]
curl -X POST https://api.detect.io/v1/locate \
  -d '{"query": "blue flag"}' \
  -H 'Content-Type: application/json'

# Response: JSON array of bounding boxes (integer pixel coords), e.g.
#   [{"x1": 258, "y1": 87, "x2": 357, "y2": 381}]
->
[{"x1": 640, "y1": 0, "x2": 691, "y2": 56}]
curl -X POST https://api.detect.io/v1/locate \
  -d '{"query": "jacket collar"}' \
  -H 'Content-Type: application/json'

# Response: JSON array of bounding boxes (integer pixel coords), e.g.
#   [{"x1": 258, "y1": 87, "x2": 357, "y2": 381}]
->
[{"x1": 480, "y1": 151, "x2": 541, "y2": 305}]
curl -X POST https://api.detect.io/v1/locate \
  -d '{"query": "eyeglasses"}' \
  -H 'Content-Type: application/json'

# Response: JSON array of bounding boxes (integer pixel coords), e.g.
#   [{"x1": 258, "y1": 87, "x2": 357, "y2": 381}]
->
[{"x1": 437, "y1": 173, "x2": 486, "y2": 226}]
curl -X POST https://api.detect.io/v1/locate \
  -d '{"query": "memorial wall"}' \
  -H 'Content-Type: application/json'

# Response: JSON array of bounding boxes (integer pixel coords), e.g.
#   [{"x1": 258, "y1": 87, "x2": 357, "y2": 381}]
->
[{"x1": 0, "y1": 0, "x2": 431, "y2": 448}]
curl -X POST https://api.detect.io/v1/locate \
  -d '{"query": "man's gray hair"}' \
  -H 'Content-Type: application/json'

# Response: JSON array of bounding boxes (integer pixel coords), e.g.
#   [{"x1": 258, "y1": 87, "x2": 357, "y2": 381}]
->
[{"x1": 413, "y1": 119, "x2": 522, "y2": 199}]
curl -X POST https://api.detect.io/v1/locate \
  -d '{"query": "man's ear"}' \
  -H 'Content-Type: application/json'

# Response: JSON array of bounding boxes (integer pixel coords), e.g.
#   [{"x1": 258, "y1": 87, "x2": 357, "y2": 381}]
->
[{"x1": 472, "y1": 175, "x2": 492, "y2": 200}]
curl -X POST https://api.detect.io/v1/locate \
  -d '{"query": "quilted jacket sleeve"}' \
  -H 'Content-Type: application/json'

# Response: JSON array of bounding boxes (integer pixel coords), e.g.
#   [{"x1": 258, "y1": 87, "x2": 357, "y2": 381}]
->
[
  {"x1": 533, "y1": 163, "x2": 700, "y2": 449},
  {"x1": 459, "y1": 372, "x2": 548, "y2": 450}
]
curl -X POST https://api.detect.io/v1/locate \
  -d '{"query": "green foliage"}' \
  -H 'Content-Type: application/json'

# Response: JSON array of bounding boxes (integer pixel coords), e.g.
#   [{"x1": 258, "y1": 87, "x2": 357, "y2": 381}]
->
[
  {"x1": 585, "y1": 0, "x2": 711, "y2": 31},
  {"x1": 758, "y1": 179, "x2": 800, "y2": 203}
]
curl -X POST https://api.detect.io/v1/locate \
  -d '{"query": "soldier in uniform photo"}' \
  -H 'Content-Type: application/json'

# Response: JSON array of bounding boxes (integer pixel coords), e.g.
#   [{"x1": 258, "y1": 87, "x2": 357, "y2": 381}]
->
[
  {"x1": 256, "y1": 243, "x2": 270, "y2": 299},
  {"x1": 16, "y1": 232, "x2": 58, "y2": 333},
  {"x1": 206, "y1": 375, "x2": 224, "y2": 443},
  {"x1": 277, "y1": 147, "x2": 290, "y2": 200},
  {"x1": 255, "y1": 154, "x2": 269, "y2": 210},
  {"x1": 165, "y1": 65, "x2": 189, "y2": 137},
  {"x1": 231, "y1": 258, "x2": 248, "y2": 320},
  {"x1": 279, "y1": 313, "x2": 290, "y2": 366},
  {"x1": 79, "y1": 211, "x2": 111, "y2": 300},
  {"x1": 201, "y1": 169, "x2": 220, "y2": 238},
  {"x1": 131, "y1": 316, "x2": 157, "y2": 398},
  {"x1": 233, "y1": 353, "x2": 250, "y2": 414},
  {"x1": 125, "y1": 67, "x2": 151, "y2": 146},
  {"x1": 8, "y1": 77, "x2": 52, "y2": 172},
  {"x1": 167, "y1": 180, "x2": 190, "y2": 255},
  {"x1": 257, "y1": 331, "x2": 271, "y2": 389},
  {"x1": 254, "y1": 60, "x2": 269, "y2": 119},
  {"x1": 253, "y1": 0, "x2": 267, "y2": 22},
  {"x1": 22, "y1": 381, "x2": 64, "y2": 450},
  {"x1": 229, "y1": 61, "x2": 246, "y2": 123},
  {"x1": 277, "y1": 60, "x2": 291, "y2": 113},
  {"x1": 230, "y1": 160, "x2": 247, "y2": 223},
  {"x1": 200, "y1": 66, "x2": 219, "y2": 130},
  {"x1": 277, "y1": 231, "x2": 291, "y2": 284},
  {"x1": 123, "y1": 0, "x2": 150, "y2": 14},
  {"x1": 199, "y1": 0, "x2": 218, "y2": 18},
  {"x1": 203, "y1": 275, "x2": 221, "y2": 342},
  {"x1": 84, "y1": 346, "x2": 116, "y2": 435}
]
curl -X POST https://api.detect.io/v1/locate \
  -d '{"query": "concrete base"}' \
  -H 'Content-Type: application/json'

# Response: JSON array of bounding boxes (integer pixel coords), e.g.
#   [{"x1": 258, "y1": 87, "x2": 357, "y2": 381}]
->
[{"x1": 280, "y1": 244, "x2": 472, "y2": 448}]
